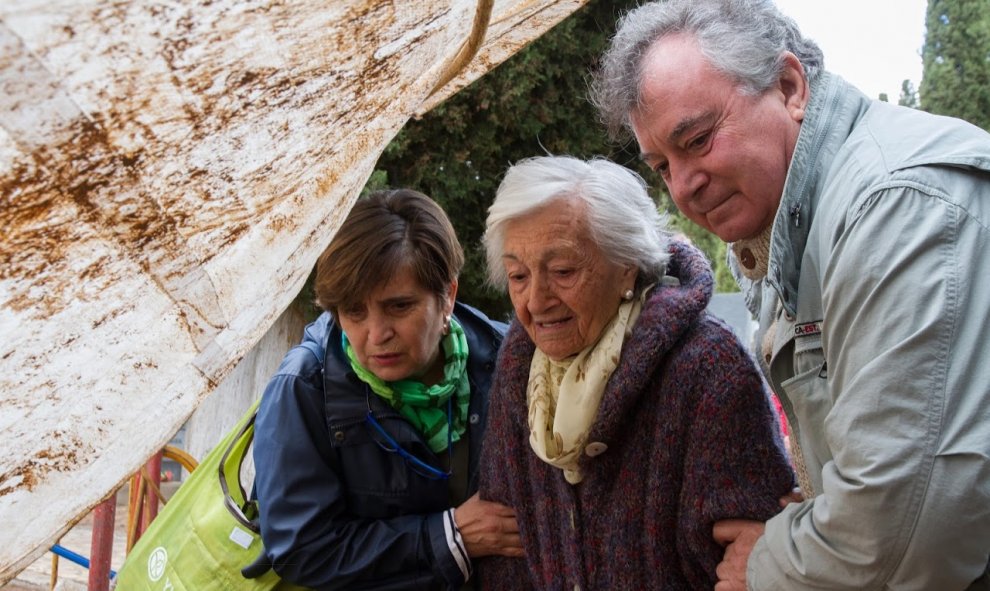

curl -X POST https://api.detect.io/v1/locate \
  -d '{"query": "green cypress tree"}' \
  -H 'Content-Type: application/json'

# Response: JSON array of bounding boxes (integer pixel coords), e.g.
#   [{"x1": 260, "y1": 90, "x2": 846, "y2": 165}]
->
[
  {"x1": 898, "y1": 79, "x2": 920, "y2": 108},
  {"x1": 920, "y1": 0, "x2": 990, "y2": 130}
]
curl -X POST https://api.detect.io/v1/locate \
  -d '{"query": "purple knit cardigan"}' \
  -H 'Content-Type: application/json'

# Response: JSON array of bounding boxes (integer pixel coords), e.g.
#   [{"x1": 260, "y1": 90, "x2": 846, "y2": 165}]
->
[{"x1": 478, "y1": 240, "x2": 795, "y2": 590}]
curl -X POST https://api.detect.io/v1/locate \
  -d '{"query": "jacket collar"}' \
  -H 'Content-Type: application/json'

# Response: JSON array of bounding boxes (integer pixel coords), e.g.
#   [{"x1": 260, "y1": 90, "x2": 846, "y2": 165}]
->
[{"x1": 767, "y1": 72, "x2": 871, "y2": 316}]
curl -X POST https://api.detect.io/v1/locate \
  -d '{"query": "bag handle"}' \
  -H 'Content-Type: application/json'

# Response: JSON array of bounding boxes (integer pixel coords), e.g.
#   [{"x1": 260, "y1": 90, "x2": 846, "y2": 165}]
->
[
  {"x1": 219, "y1": 402, "x2": 261, "y2": 532},
  {"x1": 219, "y1": 338, "x2": 326, "y2": 534}
]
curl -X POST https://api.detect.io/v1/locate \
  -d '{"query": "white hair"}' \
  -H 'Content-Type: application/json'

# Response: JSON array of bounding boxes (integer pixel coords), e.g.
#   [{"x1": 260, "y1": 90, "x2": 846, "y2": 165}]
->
[{"x1": 484, "y1": 155, "x2": 670, "y2": 292}]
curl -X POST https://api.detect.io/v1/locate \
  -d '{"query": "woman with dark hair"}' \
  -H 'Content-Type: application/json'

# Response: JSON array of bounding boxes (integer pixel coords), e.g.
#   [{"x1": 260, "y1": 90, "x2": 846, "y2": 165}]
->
[{"x1": 253, "y1": 189, "x2": 521, "y2": 590}]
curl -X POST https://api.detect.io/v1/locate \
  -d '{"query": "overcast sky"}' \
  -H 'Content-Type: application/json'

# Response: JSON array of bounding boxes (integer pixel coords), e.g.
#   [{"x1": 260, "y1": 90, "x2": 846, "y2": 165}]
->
[{"x1": 772, "y1": 0, "x2": 928, "y2": 101}]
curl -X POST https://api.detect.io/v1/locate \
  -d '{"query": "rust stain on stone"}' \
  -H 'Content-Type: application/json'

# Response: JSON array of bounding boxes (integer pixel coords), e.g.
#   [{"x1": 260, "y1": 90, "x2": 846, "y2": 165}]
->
[
  {"x1": 0, "y1": 116, "x2": 182, "y2": 318},
  {"x1": 0, "y1": 433, "x2": 89, "y2": 498}
]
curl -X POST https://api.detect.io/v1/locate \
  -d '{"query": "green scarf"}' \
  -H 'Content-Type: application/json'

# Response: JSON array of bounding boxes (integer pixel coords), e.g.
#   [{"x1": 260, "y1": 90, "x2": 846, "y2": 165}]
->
[{"x1": 343, "y1": 317, "x2": 470, "y2": 452}]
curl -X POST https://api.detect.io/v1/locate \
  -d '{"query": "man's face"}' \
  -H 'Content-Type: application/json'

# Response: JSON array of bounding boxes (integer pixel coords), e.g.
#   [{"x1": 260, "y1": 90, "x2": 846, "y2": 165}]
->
[{"x1": 630, "y1": 34, "x2": 806, "y2": 243}]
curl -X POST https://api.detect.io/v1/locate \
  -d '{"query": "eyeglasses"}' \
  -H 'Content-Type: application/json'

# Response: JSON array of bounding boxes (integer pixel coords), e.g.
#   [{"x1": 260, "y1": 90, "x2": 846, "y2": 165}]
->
[{"x1": 364, "y1": 389, "x2": 453, "y2": 481}]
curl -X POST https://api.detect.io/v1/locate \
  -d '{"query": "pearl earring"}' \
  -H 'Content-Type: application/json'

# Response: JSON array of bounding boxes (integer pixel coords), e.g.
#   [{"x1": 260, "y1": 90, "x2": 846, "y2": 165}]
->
[
  {"x1": 441, "y1": 315, "x2": 451, "y2": 336},
  {"x1": 622, "y1": 289, "x2": 634, "y2": 301}
]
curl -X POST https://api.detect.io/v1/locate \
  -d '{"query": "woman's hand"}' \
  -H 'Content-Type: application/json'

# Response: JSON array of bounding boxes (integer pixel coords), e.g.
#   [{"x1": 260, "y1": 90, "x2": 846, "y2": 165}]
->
[{"x1": 454, "y1": 492, "x2": 524, "y2": 558}]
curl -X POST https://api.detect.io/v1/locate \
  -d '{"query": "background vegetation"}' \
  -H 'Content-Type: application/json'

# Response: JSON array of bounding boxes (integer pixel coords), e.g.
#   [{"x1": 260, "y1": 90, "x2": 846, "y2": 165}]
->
[{"x1": 919, "y1": 0, "x2": 990, "y2": 129}]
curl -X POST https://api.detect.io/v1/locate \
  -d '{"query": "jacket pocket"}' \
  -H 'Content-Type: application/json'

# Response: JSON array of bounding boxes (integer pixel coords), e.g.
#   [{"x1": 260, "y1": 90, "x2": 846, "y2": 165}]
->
[
  {"x1": 328, "y1": 416, "x2": 448, "y2": 518},
  {"x1": 779, "y1": 351, "x2": 832, "y2": 496}
]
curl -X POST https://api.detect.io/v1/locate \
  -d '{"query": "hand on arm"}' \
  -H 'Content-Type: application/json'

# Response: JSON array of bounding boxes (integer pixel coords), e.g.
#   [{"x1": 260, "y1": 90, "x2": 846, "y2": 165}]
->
[
  {"x1": 779, "y1": 488, "x2": 803, "y2": 508},
  {"x1": 713, "y1": 520, "x2": 765, "y2": 591},
  {"x1": 454, "y1": 492, "x2": 524, "y2": 558}
]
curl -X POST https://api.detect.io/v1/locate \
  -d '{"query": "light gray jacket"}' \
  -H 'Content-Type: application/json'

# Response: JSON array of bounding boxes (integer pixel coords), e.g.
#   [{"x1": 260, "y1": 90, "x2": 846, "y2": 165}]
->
[{"x1": 743, "y1": 72, "x2": 990, "y2": 590}]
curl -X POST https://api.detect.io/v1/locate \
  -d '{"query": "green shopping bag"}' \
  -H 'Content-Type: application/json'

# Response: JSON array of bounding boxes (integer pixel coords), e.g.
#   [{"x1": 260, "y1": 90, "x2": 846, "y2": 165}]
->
[{"x1": 115, "y1": 398, "x2": 306, "y2": 591}]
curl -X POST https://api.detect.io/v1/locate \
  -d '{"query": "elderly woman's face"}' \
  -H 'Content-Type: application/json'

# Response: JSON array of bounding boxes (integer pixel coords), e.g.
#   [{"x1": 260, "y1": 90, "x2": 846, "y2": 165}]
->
[
  {"x1": 502, "y1": 199, "x2": 637, "y2": 361},
  {"x1": 337, "y1": 265, "x2": 456, "y2": 385}
]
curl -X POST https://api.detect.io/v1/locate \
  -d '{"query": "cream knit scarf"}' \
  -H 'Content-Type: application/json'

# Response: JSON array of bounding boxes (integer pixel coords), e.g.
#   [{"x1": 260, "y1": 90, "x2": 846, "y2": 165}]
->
[{"x1": 526, "y1": 297, "x2": 643, "y2": 484}]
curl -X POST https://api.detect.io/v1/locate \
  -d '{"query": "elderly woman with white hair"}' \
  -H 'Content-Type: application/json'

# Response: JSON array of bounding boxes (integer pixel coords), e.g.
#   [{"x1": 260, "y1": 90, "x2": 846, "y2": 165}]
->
[{"x1": 476, "y1": 155, "x2": 794, "y2": 590}]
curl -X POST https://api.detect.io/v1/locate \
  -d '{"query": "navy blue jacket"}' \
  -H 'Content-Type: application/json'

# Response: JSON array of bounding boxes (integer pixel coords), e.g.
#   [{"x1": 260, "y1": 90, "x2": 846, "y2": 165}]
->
[{"x1": 254, "y1": 302, "x2": 506, "y2": 590}]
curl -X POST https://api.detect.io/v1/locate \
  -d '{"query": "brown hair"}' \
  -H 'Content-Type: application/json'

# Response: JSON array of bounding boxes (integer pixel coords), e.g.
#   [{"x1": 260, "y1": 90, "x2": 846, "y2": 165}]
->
[{"x1": 314, "y1": 189, "x2": 464, "y2": 314}]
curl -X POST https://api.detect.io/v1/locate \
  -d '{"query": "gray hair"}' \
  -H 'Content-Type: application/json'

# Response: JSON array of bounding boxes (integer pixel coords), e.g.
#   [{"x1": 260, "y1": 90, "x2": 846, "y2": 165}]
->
[
  {"x1": 484, "y1": 155, "x2": 670, "y2": 292},
  {"x1": 591, "y1": 0, "x2": 824, "y2": 140}
]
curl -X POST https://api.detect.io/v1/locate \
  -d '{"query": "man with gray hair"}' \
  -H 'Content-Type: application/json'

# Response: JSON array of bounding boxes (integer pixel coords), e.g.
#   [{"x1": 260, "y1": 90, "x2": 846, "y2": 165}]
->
[{"x1": 592, "y1": 0, "x2": 990, "y2": 589}]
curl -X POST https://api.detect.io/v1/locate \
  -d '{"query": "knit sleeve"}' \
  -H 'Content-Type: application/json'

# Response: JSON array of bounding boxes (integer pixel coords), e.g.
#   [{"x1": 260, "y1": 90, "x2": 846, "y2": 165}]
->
[
  {"x1": 673, "y1": 317, "x2": 795, "y2": 588},
  {"x1": 477, "y1": 322, "x2": 538, "y2": 590}
]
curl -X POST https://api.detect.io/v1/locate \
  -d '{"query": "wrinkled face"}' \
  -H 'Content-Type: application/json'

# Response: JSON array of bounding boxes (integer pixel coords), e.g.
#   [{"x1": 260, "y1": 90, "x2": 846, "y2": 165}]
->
[
  {"x1": 337, "y1": 265, "x2": 455, "y2": 385},
  {"x1": 502, "y1": 199, "x2": 637, "y2": 361},
  {"x1": 630, "y1": 34, "x2": 806, "y2": 243}
]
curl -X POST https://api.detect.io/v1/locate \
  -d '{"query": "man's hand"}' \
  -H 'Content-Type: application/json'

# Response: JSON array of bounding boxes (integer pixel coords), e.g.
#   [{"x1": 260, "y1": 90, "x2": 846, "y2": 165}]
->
[
  {"x1": 713, "y1": 519, "x2": 766, "y2": 591},
  {"x1": 780, "y1": 487, "x2": 804, "y2": 508},
  {"x1": 454, "y1": 492, "x2": 524, "y2": 558}
]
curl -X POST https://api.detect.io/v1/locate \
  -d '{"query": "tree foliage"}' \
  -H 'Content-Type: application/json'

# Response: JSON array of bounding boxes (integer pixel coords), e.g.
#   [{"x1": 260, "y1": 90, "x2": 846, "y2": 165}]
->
[
  {"x1": 920, "y1": 0, "x2": 990, "y2": 130},
  {"x1": 898, "y1": 79, "x2": 920, "y2": 108},
  {"x1": 367, "y1": 0, "x2": 735, "y2": 320}
]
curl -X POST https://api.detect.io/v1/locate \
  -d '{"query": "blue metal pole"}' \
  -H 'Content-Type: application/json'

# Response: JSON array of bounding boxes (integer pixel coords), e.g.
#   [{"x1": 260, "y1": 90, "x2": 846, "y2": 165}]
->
[{"x1": 50, "y1": 544, "x2": 117, "y2": 578}]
